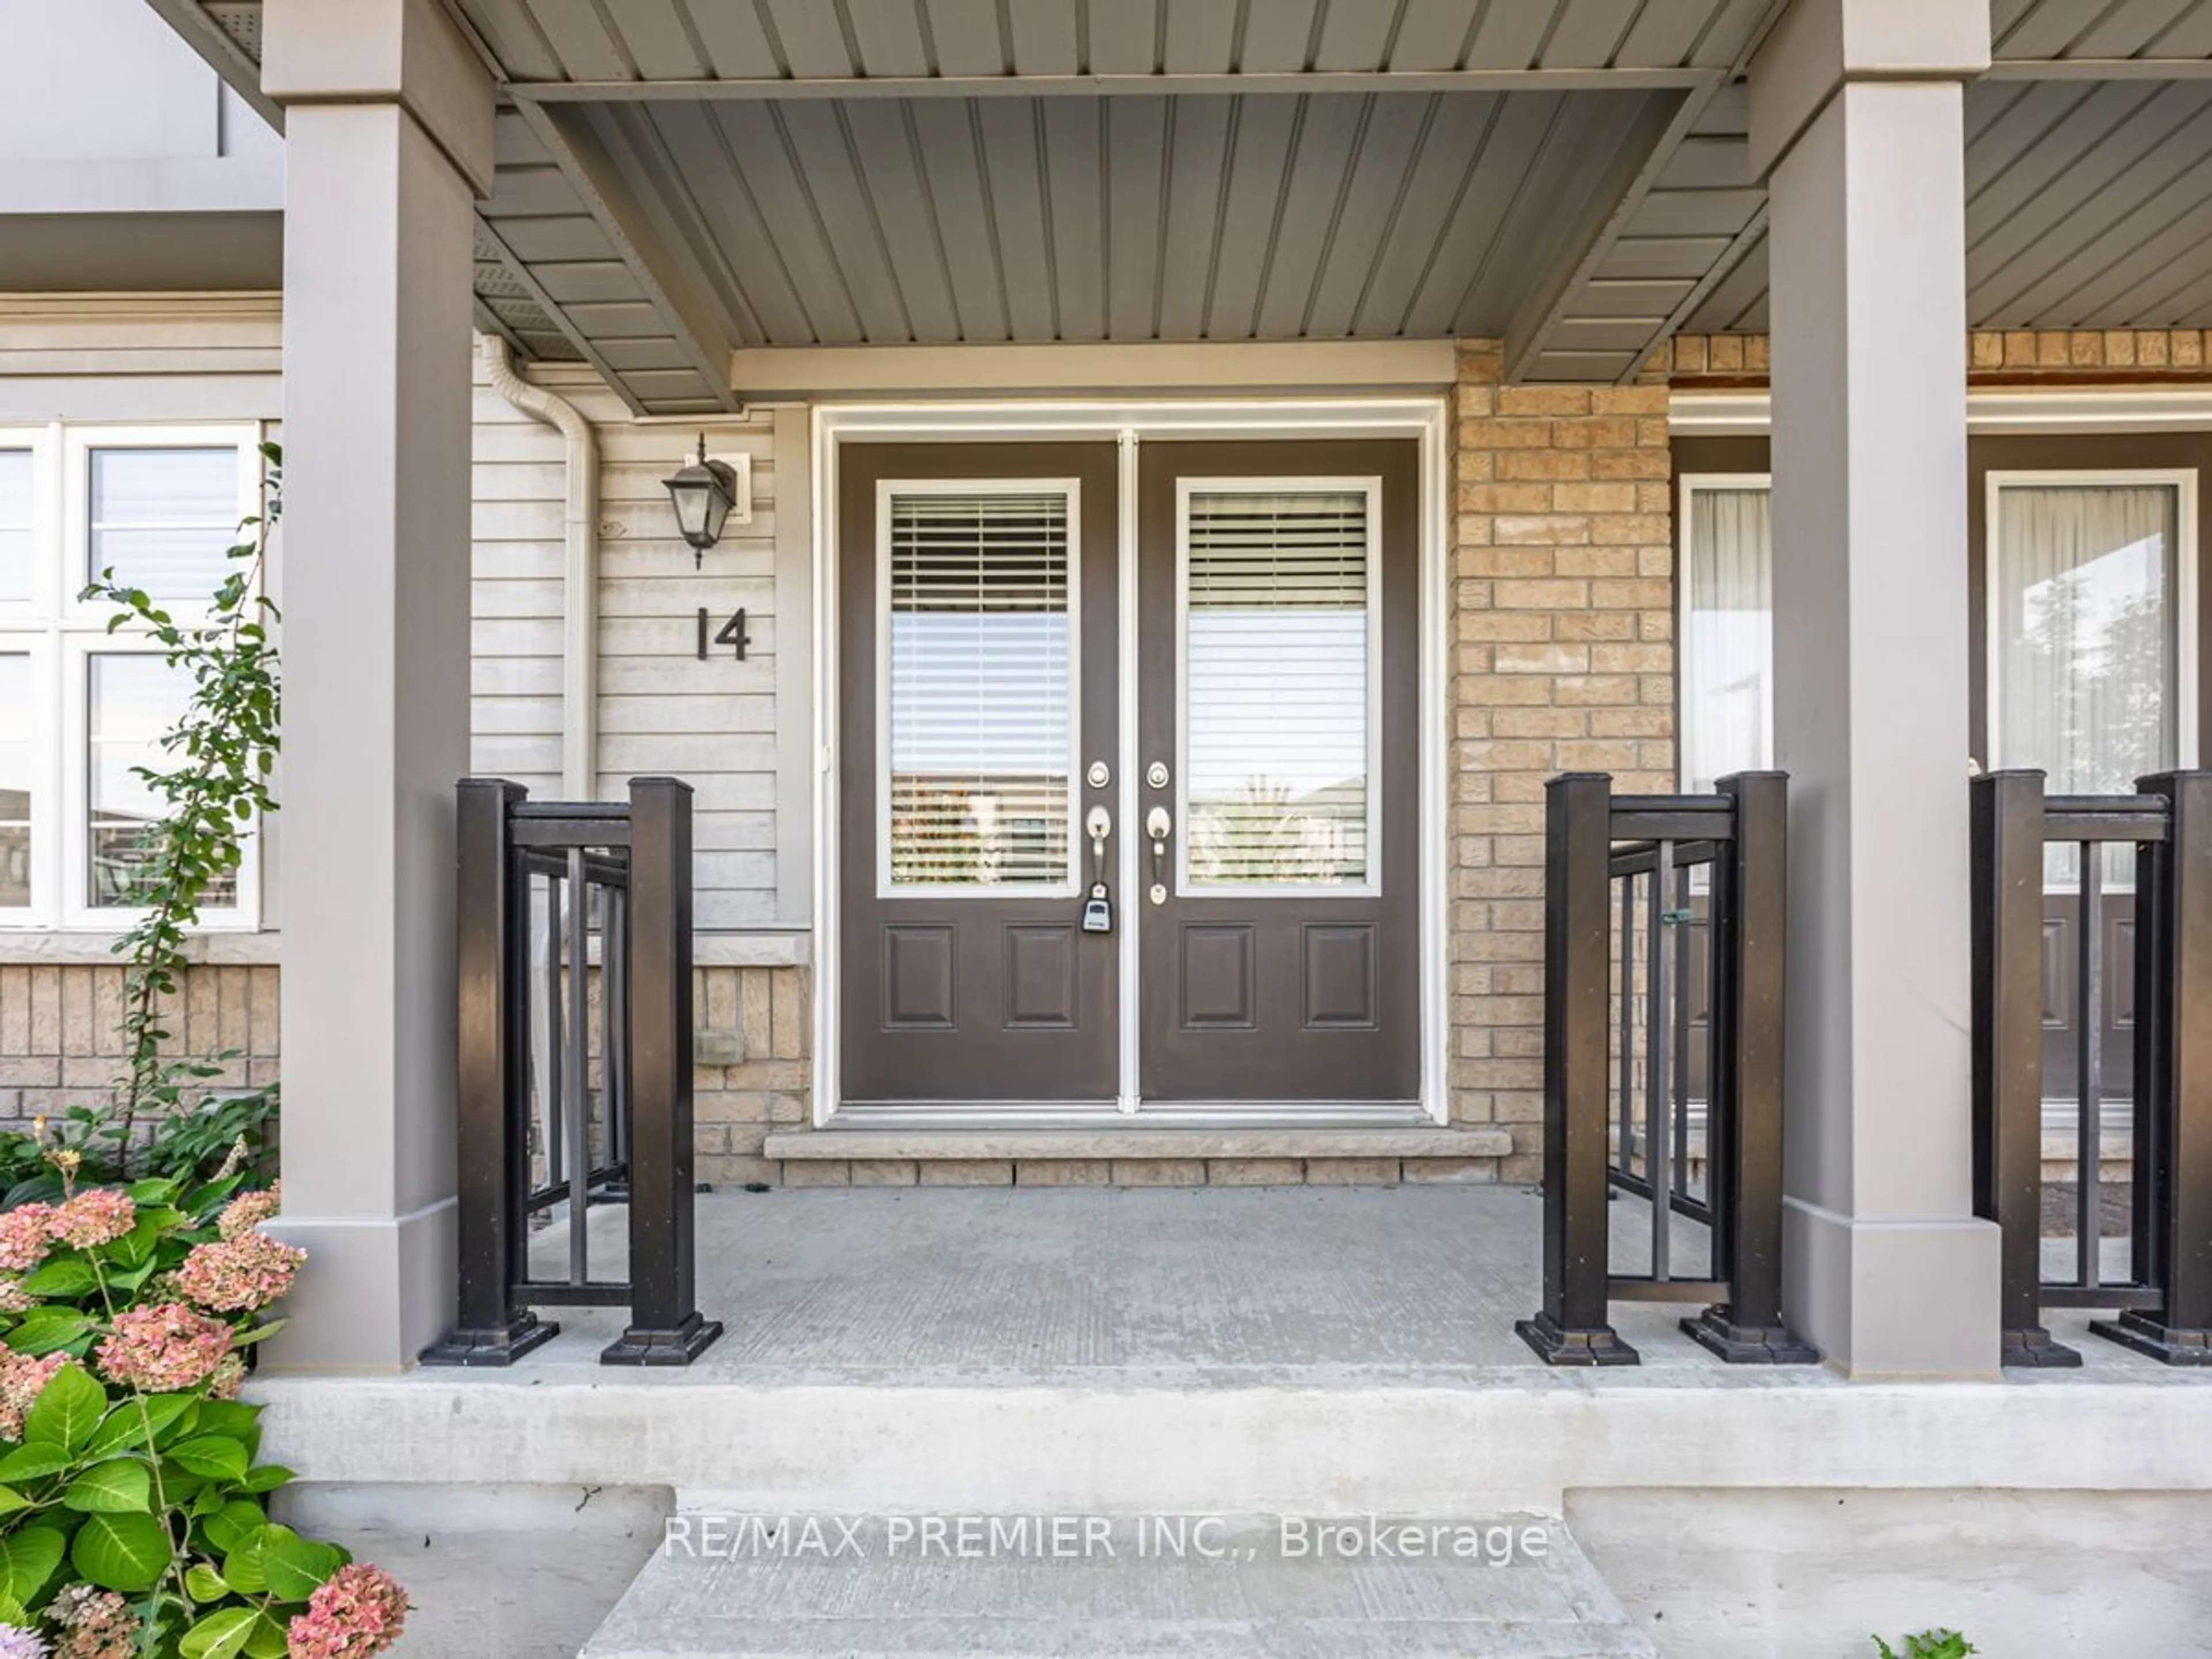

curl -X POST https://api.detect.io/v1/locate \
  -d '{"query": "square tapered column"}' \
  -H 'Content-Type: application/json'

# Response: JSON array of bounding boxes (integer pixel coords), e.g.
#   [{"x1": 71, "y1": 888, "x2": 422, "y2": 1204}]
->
[
  {"x1": 1750, "y1": 0, "x2": 2002, "y2": 1377},
  {"x1": 261, "y1": 0, "x2": 494, "y2": 1370}
]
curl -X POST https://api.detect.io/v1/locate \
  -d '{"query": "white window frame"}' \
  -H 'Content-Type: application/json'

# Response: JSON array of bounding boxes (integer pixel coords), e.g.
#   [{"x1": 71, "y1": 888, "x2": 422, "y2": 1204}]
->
[
  {"x1": 0, "y1": 421, "x2": 264, "y2": 933},
  {"x1": 1983, "y1": 467, "x2": 2200, "y2": 777},
  {"x1": 1173, "y1": 475, "x2": 1384, "y2": 899},
  {"x1": 1675, "y1": 471, "x2": 1775, "y2": 791},
  {"x1": 873, "y1": 476, "x2": 1085, "y2": 900}
]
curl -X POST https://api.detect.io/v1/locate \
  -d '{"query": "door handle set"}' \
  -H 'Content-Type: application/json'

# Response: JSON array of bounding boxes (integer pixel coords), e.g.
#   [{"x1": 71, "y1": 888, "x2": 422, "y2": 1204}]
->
[
  {"x1": 1077, "y1": 783, "x2": 1173, "y2": 927},
  {"x1": 1082, "y1": 804, "x2": 1114, "y2": 933},
  {"x1": 1145, "y1": 806, "x2": 1171, "y2": 906}
]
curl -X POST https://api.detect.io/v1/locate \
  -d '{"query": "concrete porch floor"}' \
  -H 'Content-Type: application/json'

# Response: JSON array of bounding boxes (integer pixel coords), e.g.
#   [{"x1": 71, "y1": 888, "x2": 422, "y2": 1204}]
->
[
  {"x1": 249, "y1": 1186, "x2": 2212, "y2": 1493},
  {"x1": 490, "y1": 1181, "x2": 2147, "y2": 1384},
  {"x1": 246, "y1": 1187, "x2": 2212, "y2": 1657}
]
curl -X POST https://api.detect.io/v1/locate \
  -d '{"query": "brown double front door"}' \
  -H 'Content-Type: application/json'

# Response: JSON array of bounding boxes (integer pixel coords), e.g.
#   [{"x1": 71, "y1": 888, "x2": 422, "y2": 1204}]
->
[{"x1": 838, "y1": 438, "x2": 1421, "y2": 1110}]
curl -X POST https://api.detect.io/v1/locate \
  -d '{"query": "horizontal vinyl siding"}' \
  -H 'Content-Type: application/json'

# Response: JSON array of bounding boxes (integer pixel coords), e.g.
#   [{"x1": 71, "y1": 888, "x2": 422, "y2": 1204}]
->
[
  {"x1": 470, "y1": 365, "x2": 567, "y2": 796},
  {"x1": 471, "y1": 361, "x2": 785, "y2": 931}
]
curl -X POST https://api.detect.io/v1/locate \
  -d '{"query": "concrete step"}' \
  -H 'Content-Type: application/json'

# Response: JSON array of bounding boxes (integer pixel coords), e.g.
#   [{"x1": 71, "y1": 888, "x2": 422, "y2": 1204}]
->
[{"x1": 580, "y1": 1512, "x2": 1657, "y2": 1658}]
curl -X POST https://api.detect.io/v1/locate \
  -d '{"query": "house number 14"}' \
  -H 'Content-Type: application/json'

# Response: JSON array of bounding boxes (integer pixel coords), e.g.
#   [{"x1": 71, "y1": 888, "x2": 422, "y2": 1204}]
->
[{"x1": 696, "y1": 608, "x2": 749, "y2": 661}]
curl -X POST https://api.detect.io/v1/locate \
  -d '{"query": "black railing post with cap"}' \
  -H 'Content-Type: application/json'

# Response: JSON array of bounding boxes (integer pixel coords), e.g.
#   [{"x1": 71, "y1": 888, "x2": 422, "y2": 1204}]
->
[
  {"x1": 1969, "y1": 770, "x2": 2080, "y2": 1365},
  {"x1": 603, "y1": 776, "x2": 724, "y2": 1365},
  {"x1": 426, "y1": 775, "x2": 721, "y2": 1368},
  {"x1": 2092, "y1": 770, "x2": 2212, "y2": 1365},
  {"x1": 1518, "y1": 772, "x2": 1636, "y2": 1364},
  {"x1": 1683, "y1": 770, "x2": 1813, "y2": 1362},
  {"x1": 1521, "y1": 770, "x2": 1816, "y2": 1368},
  {"x1": 425, "y1": 778, "x2": 559, "y2": 1366}
]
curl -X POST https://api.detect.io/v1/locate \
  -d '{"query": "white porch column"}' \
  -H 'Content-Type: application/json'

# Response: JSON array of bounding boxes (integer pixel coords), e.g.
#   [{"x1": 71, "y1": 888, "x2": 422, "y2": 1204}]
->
[
  {"x1": 1748, "y1": 0, "x2": 2002, "y2": 1377},
  {"x1": 261, "y1": 0, "x2": 494, "y2": 1370}
]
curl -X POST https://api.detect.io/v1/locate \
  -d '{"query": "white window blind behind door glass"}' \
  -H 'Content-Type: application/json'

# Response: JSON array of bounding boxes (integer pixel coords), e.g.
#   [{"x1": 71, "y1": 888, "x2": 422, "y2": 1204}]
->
[
  {"x1": 885, "y1": 490, "x2": 1074, "y2": 888},
  {"x1": 1183, "y1": 488, "x2": 1372, "y2": 888},
  {"x1": 1683, "y1": 486, "x2": 1774, "y2": 794}
]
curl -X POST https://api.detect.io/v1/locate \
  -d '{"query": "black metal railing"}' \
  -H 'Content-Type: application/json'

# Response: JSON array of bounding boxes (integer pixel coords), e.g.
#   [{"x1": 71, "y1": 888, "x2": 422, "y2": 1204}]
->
[
  {"x1": 425, "y1": 777, "x2": 723, "y2": 1367},
  {"x1": 1972, "y1": 769, "x2": 2212, "y2": 1367},
  {"x1": 1518, "y1": 771, "x2": 1816, "y2": 1367}
]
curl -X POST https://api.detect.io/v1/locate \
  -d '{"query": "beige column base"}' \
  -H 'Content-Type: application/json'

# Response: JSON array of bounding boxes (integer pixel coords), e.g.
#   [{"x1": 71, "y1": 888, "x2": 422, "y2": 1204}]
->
[
  {"x1": 263, "y1": 1200, "x2": 459, "y2": 1374},
  {"x1": 1785, "y1": 1198, "x2": 2002, "y2": 1379}
]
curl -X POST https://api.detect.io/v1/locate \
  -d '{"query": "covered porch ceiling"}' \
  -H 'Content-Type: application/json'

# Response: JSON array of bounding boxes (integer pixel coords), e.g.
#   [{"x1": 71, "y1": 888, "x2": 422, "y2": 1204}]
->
[{"x1": 150, "y1": 0, "x2": 2212, "y2": 415}]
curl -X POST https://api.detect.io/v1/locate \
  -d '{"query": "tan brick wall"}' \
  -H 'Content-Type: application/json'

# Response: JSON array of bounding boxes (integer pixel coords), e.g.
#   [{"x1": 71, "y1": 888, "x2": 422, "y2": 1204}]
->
[
  {"x1": 0, "y1": 960, "x2": 813, "y2": 1185},
  {"x1": 693, "y1": 965, "x2": 811, "y2": 1188},
  {"x1": 1663, "y1": 328, "x2": 2212, "y2": 381},
  {"x1": 0, "y1": 964, "x2": 281, "y2": 1134},
  {"x1": 1449, "y1": 340, "x2": 1676, "y2": 1180}
]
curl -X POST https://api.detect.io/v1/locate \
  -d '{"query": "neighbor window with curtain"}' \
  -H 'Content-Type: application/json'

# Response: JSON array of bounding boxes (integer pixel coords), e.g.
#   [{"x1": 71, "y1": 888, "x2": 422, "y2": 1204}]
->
[
  {"x1": 1680, "y1": 481, "x2": 1774, "y2": 795},
  {"x1": 1991, "y1": 477, "x2": 2187, "y2": 885},
  {"x1": 0, "y1": 426, "x2": 262, "y2": 929}
]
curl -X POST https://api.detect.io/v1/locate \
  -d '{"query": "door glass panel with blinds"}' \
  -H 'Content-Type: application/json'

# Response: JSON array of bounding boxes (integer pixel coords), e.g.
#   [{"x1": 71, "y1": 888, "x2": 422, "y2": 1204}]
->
[
  {"x1": 1991, "y1": 476, "x2": 2189, "y2": 888},
  {"x1": 1179, "y1": 483, "x2": 1378, "y2": 892},
  {"x1": 87, "y1": 447, "x2": 243, "y2": 599},
  {"x1": 880, "y1": 484, "x2": 1078, "y2": 893}
]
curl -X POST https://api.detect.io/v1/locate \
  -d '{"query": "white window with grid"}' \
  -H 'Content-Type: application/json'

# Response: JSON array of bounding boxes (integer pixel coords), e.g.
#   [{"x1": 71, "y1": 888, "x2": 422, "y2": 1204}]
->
[{"x1": 0, "y1": 424, "x2": 264, "y2": 931}]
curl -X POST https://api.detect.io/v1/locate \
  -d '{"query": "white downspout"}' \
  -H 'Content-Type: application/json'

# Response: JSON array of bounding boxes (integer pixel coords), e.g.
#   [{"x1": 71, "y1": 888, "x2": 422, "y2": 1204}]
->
[{"x1": 478, "y1": 334, "x2": 599, "y2": 799}]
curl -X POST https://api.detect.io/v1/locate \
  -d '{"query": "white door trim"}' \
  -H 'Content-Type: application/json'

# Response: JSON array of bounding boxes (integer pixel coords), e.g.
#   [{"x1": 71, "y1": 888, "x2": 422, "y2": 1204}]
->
[{"x1": 810, "y1": 397, "x2": 1449, "y2": 1131}]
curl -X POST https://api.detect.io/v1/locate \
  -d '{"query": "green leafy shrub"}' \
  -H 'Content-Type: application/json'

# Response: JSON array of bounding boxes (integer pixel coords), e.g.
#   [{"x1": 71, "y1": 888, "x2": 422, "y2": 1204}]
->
[
  {"x1": 2, "y1": 1094, "x2": 277, "y2": 1213},
  {"x1": 1875, "y1": 1632, "x2": 1977, "y2": 1658},
  {"x1": 0, "y1": 1157, "x2": 407, "y2": 1657}
]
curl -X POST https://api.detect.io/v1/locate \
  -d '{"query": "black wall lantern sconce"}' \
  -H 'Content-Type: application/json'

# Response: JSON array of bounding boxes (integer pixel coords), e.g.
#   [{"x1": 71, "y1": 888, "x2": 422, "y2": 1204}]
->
[{"x1": 662, "y1": 435, "x2": 738, "y2": 566}]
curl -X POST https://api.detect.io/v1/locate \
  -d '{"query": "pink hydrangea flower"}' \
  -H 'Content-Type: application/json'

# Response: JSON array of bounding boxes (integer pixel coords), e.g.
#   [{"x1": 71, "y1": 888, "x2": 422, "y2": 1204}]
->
[
  {"x1": 0, "y1": 1623, "x2": 48, "y2": 1659},
  {"x1": 0, "y1": 1277, "x2": 32, "y2": 1315},
  {"x1": 0, "y1": 1352, "x2": 67, "y2": 1441},
  {"x1": 285, "y1": 1563, "x2": 409, "y2": 1659},
  {"x1": 218, "y1": 1184, "x2": 282, "y2": 1240},
  {"x1": 176, "y1": 1230, "x2": 304, "y2": 1313},
  {"x1": 50, "y1": 1189, "x2": 135, "y2": 1251},
  {"x1": 207, "y1": 1354, "x2": 246, "y2": 1402},
  {"x1": 0, "y1": 1205, "x2": 53, "y2": 1274},
  {"x1": 93, "y1": 1302, "x2": 232, "y2": 1394},
  {"x1": 46, "y1": 1585, "x2": 134, "y2": 1659}
]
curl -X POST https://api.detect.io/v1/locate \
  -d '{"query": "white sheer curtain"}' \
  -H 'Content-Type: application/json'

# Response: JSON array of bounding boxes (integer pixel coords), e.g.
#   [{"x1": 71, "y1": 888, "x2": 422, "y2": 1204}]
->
[
  {"x1": 1994, "y1": 484, "x2": 2177, "y2": 790},
  {"x1": 1683, "y1": 487, "x2": 1773, "y2": 795},
  {"x1": 1994, "y1": 482, "x2": 2179, "y2": 888}
]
